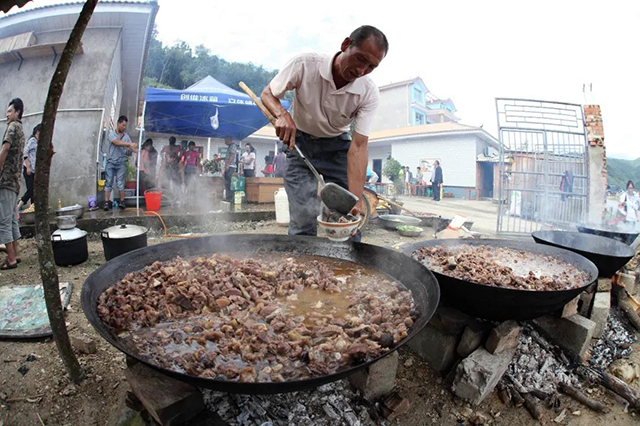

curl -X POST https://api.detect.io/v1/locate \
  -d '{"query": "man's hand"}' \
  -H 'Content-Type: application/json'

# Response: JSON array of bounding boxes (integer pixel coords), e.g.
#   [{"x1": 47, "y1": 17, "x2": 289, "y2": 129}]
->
[
  {"x1": 26, "y1": 167, "x2": 31, "y2": 176},
  {"x1": 129, "y1": 143, "x2": 138, "y2": 152},
  {"x1": 350, "y1": 199, "x2": 364, "y2": 217},
  {"x1": 275, "y1": 112, "x2": 296, "y2": 149}
]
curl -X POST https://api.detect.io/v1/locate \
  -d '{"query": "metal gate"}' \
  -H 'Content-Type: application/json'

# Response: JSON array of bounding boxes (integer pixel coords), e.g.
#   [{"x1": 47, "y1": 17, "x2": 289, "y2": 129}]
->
[{"x1": 496, "y1": 98, "x2": 589, "y2": 236}]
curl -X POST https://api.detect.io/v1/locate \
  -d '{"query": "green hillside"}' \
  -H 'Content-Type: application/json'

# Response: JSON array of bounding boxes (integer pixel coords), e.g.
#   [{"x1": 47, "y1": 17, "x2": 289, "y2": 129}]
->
[{"x1": 607, "y1": 157, "x2": 640, "y2": 190}]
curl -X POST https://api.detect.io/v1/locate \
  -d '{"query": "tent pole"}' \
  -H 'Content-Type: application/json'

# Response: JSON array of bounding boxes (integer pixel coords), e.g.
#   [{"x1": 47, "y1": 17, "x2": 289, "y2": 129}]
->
[
  {"x1": 207, "y1": 137, "x2": 211, "y2": 160},
  {"x1": 136, "y1": 101, "x2": 146, "y2": 215}
]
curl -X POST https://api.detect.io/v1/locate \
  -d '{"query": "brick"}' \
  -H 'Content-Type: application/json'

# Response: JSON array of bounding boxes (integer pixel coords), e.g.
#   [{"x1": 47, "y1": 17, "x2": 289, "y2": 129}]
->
[
  {"x1": 408, "y1": 324, "x2": 459, "y2": 372},
  {"x1": 597, "y1": 278, "x2": 612, "y2": 292},
  {"x1": 71, "y1": 335, "x2": 97, "y2": 355},
  {"x1": 125, "y1": 363, "x2": 204, "y2": 426},
  {"x1": 430, "y1": 307, "x2": 472, "y2": 335},
  {"x1": 457, "y1": 322, "x2": 490, "y2": 358},
  {"x1": 532, "y1": 315, "x2": 596, "y2": 360},
  {"x1": 485, "y1": 321, "x2": 520, "y2": 355},
  {"x1": 349, "y1": 351, "x2": 398, "y2": 400},
  {"x1": 591, "y1": 292, "x2": 611, "y2": 339},
  {"x1": 451, "y1": 347, "x2": 516, "y2": 405}
]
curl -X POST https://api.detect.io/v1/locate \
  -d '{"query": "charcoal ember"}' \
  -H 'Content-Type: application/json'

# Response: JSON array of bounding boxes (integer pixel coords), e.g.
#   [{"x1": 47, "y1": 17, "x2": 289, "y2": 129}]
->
[
  {"x1": 505, "y1": 326, "x2": 579, "y2": 395},
  {"x1": 202, "y1": 380, "x2": 374, "y2": 426},
  {"x1": 590, "y1": 308, "x2": 637, "y2": 369}
]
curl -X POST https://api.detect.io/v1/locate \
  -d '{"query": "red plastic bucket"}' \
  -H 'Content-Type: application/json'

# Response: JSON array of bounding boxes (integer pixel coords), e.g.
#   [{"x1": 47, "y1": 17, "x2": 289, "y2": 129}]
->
[{"x1": 144, "y1": 190, "x2": 161, "y2": 211}]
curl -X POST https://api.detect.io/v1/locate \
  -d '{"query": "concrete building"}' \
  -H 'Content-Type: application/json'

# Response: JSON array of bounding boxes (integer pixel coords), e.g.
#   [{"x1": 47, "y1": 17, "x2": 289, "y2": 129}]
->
[
  {"x1": 371, "y1": 77, "x2": 460, "y2": 132},
  {"x1": 0, "y1": 1, "x2": 158, "y2": 207},
  {"x1": 367, "y1": 122, "x2": 500, "y2": 199}
]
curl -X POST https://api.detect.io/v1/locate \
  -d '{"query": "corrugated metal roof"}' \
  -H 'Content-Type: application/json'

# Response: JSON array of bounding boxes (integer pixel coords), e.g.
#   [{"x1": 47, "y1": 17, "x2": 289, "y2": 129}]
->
[{"x1": 0, "y1": 1, "x2": 153, "y2": 19}]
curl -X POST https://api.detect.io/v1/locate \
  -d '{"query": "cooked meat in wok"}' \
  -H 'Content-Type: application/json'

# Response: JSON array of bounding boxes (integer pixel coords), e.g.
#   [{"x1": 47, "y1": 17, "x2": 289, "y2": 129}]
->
[
  {"x1": 97, "y1": 254, "x2": 417, "y2": 382},
  {"x1": 413, "y1": 245, "x2": 588, "y2": 291}
]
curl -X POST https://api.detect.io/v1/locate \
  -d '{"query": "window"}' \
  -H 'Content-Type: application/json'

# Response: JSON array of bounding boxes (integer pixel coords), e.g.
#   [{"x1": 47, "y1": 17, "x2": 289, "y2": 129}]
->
[{"x1": 415, "y1": 111, "x2": 425, "y2": 125}]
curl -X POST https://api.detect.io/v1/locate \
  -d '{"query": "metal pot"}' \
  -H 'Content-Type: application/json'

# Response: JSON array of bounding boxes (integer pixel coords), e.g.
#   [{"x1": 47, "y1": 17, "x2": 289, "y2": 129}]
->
[
  {"x1": 21, "y1": 210, "x2": 36, "y2": 225},
  {"x1": 81, "y1": 234, "x2": 440, "y2": 394},
  {"x1": 56, "y1": 204, "x2": 84, "y2": 219},
  {"x1": 378, "y1": 214, "x2": 421, "y2": 231},
  {"x1": 56, "y1": 214, "x2": 76, "y2": 230},
  {"x1": 101, "y1": 224, "x2": 148, "y2": 261},
  {"x1": 403, "y1": 238, "x2": 598, "y2": 320},
  {"x1": 51, "y1": 228, "x2": 88, "y2": 266}
]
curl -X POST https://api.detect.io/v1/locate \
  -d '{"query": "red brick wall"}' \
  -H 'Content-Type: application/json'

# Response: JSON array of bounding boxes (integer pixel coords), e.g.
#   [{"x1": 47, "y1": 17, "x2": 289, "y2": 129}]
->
[{"x1": 584, "y1": 104, "x2": 604, "y2": 146}]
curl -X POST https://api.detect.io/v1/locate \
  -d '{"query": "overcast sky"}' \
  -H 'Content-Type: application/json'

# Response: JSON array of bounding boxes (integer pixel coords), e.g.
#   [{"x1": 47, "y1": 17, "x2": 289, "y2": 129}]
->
[{"x1": 6, "y1": 0, "x2": 640, "y2": 159}]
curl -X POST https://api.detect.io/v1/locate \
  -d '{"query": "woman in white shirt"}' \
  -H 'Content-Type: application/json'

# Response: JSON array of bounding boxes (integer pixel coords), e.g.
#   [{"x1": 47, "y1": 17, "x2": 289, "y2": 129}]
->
[
  {"x1": 241, "y1": 143, "x2": 256, "y2": 178},
  {"x1": 619, "y1": 180, "x2": 639, "y2": 224}
]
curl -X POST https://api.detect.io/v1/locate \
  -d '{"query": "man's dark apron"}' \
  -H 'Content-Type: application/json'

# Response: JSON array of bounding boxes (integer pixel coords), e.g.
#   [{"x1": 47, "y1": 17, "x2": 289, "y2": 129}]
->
[{"x1": 284, "y1": 130, "x2": 351, "y2": 237}]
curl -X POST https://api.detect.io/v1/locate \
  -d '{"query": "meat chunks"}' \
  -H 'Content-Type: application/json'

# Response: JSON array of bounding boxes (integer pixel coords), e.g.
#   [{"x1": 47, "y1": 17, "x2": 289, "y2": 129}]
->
[{"x1": 98, "y1": 254, "x2": 417, "y2": 382}]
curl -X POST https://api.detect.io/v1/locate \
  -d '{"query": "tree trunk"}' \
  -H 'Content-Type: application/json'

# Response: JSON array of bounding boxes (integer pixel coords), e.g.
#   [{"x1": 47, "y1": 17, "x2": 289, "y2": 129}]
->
[{"x1": 34, "y1": 0, "x2": 98, "y2": 384}]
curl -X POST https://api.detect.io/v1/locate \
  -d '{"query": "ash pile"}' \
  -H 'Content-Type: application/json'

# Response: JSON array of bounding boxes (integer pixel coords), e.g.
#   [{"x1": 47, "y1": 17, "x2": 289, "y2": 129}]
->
[{"x1": 203, "y1": 381, "x2": 374, "y2": 426}]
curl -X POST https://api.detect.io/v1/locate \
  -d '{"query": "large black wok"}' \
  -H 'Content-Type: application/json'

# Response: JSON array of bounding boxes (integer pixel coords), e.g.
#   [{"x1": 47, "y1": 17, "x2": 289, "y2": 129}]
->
[
  {"x1": 403, "y1": 239, "x2": 597, "y2": 320},
  {"x1": 82, "y1": 234, "x2": 440, "y2": 394},
  {"x1": 532, "y1": 230, "x2": 635, "y2": 278},
  {"x1": 577, "y1": 223, "x2": 639, "y2": 245}
]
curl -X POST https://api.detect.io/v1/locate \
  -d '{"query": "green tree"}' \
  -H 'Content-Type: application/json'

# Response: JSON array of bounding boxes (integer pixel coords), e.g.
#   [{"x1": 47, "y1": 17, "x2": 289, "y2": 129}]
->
[
  {"x1": 383, "y1": 157, "x2": 402, "y2": 183},
  {"x1": 143, "y1": 31, "x2": 292, "y2": 102}
]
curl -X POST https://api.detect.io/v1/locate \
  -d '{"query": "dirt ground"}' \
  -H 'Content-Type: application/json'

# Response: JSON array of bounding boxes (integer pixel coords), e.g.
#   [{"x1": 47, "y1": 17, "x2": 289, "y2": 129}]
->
[{"x1": 0, "y1": 220, "x2": 638, "y2": 425}]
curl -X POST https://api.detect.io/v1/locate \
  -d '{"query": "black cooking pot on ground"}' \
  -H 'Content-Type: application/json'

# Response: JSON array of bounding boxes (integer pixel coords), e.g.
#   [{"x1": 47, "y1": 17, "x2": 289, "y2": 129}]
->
[
  {"x1": 51, "y1": 228, "x2": 88, "y2": 266},
  {"x1": 532, "y1": 230, "x2": 635, "y2": 278},
  {"x1": 82, "y1": 234, "x2": 440, "y2": 394},
  {"x1": 403, "y1": 238, "x2": 598, "y2": 320},
  {"x1": 577, "y1": 223, "x2": 639, "y2": 245},
  {"x1": 101, "y1": 224, "x2": 148, "y2": 261}
]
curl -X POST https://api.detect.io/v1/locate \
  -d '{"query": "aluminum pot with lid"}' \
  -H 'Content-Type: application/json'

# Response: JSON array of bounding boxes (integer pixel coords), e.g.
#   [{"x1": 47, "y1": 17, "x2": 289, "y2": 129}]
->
[
  {"x1": 101, "y1": 224, "x2": 148, "y2": 261},
  {"x1": 51, "y1": 228, "x2": 88, "y2": 266}
]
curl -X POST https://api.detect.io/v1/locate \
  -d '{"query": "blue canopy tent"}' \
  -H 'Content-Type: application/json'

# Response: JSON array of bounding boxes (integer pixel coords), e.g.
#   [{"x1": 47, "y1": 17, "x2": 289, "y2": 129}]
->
[{"x1": 136, "y1": 76, "x2": 288, "y2": 210}]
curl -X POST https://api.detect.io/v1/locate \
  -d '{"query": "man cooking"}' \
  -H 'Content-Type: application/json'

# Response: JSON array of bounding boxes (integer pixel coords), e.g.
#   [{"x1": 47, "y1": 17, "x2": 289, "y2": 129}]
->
[{"x1": 261, "y1": 25, "x2": 388, "y2": 238}]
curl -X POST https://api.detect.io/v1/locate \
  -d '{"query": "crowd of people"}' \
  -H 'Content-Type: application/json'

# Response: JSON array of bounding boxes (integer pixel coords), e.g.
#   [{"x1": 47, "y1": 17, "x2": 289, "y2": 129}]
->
[{"x1": 393, "y1": 160, "x2": 443, "y2": 200}]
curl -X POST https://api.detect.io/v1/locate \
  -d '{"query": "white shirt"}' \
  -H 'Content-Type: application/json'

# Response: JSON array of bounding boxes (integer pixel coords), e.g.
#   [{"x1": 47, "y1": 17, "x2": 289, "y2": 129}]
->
[
  {"x1": 620, "y1": 191, "x2": 639, "y2": 222},
  {"x1": 269, "y1": 52, "x2": 379, "y2": 138},
  {"x1": 241, "y1": 151, "x2": 255, "y2": 170}
]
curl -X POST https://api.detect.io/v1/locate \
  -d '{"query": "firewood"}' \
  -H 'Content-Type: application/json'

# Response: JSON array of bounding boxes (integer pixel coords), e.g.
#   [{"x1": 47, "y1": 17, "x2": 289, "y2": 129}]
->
[
  {"x1": 619, "y1": 298, "x2": 640, "y2": 331},
  {"x1": 579, "y1": 366, "x2": 640, "y2": 411},
  {"x1": 522, "y1": 393, "x2": 542, "y2": 420},
  {"x1": 509, "y1": 386, "x2": 524, "y2": 407},
  {"x1": 558, "y1": 382, "x2": 609, "y2": 413}
]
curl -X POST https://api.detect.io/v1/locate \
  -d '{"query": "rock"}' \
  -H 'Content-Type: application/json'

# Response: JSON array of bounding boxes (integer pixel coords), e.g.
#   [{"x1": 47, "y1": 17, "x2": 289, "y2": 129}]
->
[
  {"x1": 430, "y1": 307, "x2": 472, "y2": 335},
  {"x1": 590, "y1": 292, "x2": 611, "y2": 339},
  {"x1": 532, "y1": 315, "x2": 596, "y2": 360},
  {"x1": 60, "y1": 384, "x2": 77, "y2": 396},
  {"x1": 485, "y1": 321, "x2": 520, "y2": 355},
  {"x1": 597, "y1": 278, "x2": 612, "y2": 292},
  {"x1": 572, "y1": 410, "x2": 581, "y2": 416},
  {"x1": 408, "y1": 324, "x2": 459, "y2": 371},
  {"x1": 349, "y1": 351, "x2": 398, "y2": 400},
  {"x1": 403, "y1": 358, "x2": 414, "y2": 368},
  {"x1": 560, "y1": 295, "x2": 580, "y2": 318},
  {"x1": 125, "y1": 363, "x2": 204, "y2": 426},
  {"x1": 106, "y1": 398, "x2": 146, "y2": 426},
  {"x1": 451, "y1": 347, "x2": 516, "y2": 405},
  {"x1": 610, "y1": 359, "x2": 636, "y2": 384},
  {"x1": 71, "y1": 335, "x2": 97, "y2": 355},
  {"x1": 457, "y1": 322, "x2": 489, "y2": 358}
]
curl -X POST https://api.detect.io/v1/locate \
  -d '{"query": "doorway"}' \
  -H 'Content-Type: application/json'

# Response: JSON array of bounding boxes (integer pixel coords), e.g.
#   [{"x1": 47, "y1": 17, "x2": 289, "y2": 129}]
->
[{"x1": 373, "y1": 159, "x2": 382, "y2": 183}]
